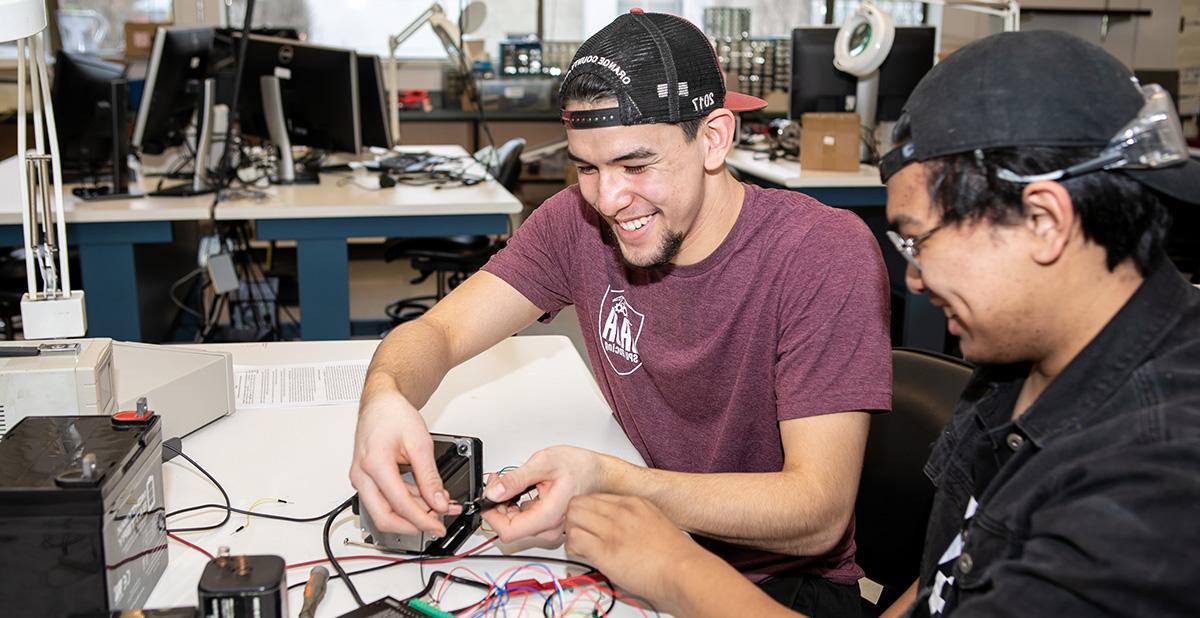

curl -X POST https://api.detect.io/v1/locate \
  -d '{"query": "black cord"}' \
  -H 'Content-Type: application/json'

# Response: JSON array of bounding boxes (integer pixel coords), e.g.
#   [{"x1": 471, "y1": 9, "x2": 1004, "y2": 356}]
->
[
  {"x1": 162, "y1": 442, "x2": 232, "y2": 534},
  {"x1": 165, "y1": 498, "x2": 349, "y2": 523},
  {"x1": 233, "y1": 221, "x2": 302, "y2": 336},
  {"x1": 541, "y1": 585, "x2": 617, "y2": 618},
  {"x1": 401, "y1": 570, "x2": 492, "y2": 607},
  {"x1": 285, "y1": 553, "x2": 600, "y2": 592},
  {"x1": 214, "y1": 0, "x2": 257, "y2": 191},
  {"x1": 325, "y1": 497, "x2": 366, "y2": 607}
]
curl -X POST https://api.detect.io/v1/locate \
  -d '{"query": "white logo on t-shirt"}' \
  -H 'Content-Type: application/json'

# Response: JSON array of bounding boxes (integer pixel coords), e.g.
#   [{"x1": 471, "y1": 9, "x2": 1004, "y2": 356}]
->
[{"x1": 598, "y1": 286, "x2": 644, "y2": 376}]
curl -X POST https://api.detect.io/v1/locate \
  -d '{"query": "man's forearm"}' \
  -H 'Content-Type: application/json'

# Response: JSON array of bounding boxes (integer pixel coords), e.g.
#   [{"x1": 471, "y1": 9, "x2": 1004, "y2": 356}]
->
[
  {"x1": 599, "y1": 456, "x2": 851, "y2": 556},
  {"x1": 362, "y1": 319, "x2": 456, "y2": 409}
]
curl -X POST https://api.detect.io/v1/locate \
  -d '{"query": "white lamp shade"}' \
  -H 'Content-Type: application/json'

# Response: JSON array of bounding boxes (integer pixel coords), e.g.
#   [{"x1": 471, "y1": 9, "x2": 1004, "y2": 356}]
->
[
  {"x1": 834, "y1": 2, "x2": 895, "y2": 77},
  {"x1": 0, "y1": 0, "x2": 47, "y2": 42}
]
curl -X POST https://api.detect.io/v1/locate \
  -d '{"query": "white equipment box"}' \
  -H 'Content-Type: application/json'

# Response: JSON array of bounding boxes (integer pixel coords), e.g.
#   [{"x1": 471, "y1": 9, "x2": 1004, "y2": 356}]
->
[{"x1": 0, "y1": 339, "x2": 234, "y2": 440}]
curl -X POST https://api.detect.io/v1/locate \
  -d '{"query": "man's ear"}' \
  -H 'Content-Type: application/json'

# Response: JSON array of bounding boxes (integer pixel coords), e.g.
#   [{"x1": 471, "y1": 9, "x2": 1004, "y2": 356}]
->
[
  {"x1": 701, "y1": 109, "x2": 737, "y2": 172},
  {"x1": 1022, "y1": 180, "x2": 1077, "y2": 266}
]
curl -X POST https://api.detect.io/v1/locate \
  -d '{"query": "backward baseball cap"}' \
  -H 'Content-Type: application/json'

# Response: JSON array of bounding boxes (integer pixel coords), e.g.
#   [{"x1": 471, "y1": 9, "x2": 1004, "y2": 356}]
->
[
  {"x1": 559, "y1": 9, "x2": 767, "y2": 129},
  {"x1": 880, "y1": 30, "x2": 1200, "y2": 205}
]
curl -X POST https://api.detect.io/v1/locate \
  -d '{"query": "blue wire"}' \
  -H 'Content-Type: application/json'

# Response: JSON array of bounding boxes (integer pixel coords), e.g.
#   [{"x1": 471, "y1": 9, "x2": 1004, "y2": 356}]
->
[
  {"x1": 468, "y1": 564, "x2": 568, "y2": 617},
  {"x1": 507, "y1": 563, "x2": 565, "y2": 611}
]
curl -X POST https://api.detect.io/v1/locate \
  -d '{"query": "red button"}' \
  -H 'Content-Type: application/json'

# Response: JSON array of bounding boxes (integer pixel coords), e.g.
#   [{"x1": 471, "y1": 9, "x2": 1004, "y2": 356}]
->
[
  {"x1": 112, "y1": 409, "x2": 153, "y2": 423},
  {"x1": 629, "y1": 8, "x2": 644, "y2": 13}
]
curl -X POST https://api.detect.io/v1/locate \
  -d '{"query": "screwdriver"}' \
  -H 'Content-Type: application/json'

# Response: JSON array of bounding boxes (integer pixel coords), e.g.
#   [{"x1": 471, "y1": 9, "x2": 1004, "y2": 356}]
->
[{"x1": 298, "y1": 565, "x2": 329, "y2": 618}]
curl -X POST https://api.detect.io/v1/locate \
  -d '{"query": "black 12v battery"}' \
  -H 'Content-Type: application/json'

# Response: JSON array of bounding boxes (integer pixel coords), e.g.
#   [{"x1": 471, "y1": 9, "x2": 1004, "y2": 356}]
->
[
  {"x1": 0, "y1": 415, "x2": 168, "y2": 617},
  {"x1": 197, "y1": 553, "x2": 287, "y2": 618}
]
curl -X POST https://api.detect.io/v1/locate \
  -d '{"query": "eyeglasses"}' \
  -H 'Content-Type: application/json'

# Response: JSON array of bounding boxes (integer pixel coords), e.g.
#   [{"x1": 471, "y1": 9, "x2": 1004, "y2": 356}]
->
[
  {"x1": 886, "y1": 223, "x2": 945, "y2": 272},
  {"x1": 996, "y1": 83, "x2": 1188, "y2": 184}
]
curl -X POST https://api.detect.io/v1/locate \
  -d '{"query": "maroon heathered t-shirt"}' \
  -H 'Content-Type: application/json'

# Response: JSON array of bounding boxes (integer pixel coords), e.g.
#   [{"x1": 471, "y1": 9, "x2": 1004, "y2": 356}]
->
[{"x1": 482, "y1": 182, "x2": 892, "y2": 585}]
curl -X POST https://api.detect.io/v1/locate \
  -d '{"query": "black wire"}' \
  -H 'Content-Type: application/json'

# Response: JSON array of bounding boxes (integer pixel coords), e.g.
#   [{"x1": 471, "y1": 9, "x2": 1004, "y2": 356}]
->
[
  {"x1": 541, "y1": 584, "x2": 660, "y2": 618},
  {"x1": 285, "y1": 553, "x2": 599, "y2": 592},
  {"x1": 234, "y1": 221, "x2": 302, "y2": 336},
  {"x1": 401, "y1": 570, "x2": 492, "y2": 605},
  {"x1": 214, "y1": 0, "x2": 257, "y2": 191},
  {"x1": 162, "y1": 442, "x2": 232, "y2": 534},
  {"x1": 325, "y1": 497, "x2": 366, "y2": 607},
  {"x1": 165, "y1": 497, "x2": 349, "y2": 523},
  {"x1": 540, "y1": 584, "x2": 615, "y2": 618}
]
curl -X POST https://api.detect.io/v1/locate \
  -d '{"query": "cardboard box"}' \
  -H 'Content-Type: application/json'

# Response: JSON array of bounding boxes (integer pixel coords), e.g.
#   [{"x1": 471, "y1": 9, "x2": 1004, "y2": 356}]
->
[
  {"x1": 800, "y1": 112, "x2": 861, "y2": 172},
  {"x1": 125, "y1": 22, "x2": 170, "y2": 59}
]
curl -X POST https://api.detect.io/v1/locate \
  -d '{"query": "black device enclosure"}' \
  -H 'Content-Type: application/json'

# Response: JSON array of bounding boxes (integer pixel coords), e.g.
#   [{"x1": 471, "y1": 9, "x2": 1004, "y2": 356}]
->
[
  {"x1": 197, "y1": 554, "x2": 287, "y2": 618},
  {"x1": 354, "y1": 433, "x2": 484, "y2": 555},
  {"x1": 0, "y1": 415, "x2": 167, "y2": 617}
]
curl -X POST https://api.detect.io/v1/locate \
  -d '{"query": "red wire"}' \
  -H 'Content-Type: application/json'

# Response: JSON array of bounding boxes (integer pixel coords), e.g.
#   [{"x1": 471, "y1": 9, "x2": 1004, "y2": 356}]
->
[{"x1": 167, "y1": 533, "x2": 215, "y2": 561}]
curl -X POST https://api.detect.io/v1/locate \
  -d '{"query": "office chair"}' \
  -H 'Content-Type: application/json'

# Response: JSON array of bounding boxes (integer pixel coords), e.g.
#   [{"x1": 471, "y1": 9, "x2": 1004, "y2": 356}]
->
[
  {"x1": 382, "y1": 137, "x2": 526, "y2": 325},
  {"x1": 856, "y1": 347, "x2": 974, "y2": 615}
]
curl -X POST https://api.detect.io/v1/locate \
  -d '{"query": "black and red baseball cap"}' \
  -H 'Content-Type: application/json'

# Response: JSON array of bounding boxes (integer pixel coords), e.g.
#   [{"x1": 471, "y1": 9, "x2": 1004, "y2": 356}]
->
[{"x1": 560, "y1": 9, "x2": 768, "y2": 129}]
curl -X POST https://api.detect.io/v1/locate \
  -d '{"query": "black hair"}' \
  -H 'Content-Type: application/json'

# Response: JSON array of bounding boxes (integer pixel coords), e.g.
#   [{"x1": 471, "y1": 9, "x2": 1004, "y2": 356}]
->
[
  {"x1": 560, "y1": 72, "x2": 704, "y2": 141},
  {"x1": 891, "y1": 117, "x2": 1173, "y2": 275}
]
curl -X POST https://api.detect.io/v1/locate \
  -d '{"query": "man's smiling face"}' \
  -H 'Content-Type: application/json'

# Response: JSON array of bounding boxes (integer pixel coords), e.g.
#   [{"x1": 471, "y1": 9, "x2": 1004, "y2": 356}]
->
[{"x1": 566, "y1": 100, "x2": 710, "y2": 268}]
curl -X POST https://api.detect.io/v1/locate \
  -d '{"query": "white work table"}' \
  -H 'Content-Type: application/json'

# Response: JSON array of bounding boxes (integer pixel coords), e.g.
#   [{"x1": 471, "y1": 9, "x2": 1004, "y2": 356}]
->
[
  {"x1": 725, "y1": 147, "x2": 883, "y2": 191},
  {"x1": 214, "y1": 145, "x2": 521, "y2": 220},
  {"x1": 149, "y1": 335, "x2": 648, "y2": 616},
  {"x1": 0, "y1": 145, "x2": 522, "y2": 342},
  {"x1": 720, "y1": 147, "x2": 883, "y2": 190}
]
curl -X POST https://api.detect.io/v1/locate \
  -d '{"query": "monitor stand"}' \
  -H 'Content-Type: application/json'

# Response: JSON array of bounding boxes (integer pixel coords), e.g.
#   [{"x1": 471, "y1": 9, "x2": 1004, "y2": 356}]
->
[
  {"x1": 854, "y1": 71, "x2": 880, "y2": 163},
  {"x1": 76, "y1": 78, "x2": 145, "y2": 202},
  {"x1": 261, "y1": 75, "x2": 319, "y2": 185},
  {"x1": 150, "y1": 78, "x2": 217, "y2": 197}
]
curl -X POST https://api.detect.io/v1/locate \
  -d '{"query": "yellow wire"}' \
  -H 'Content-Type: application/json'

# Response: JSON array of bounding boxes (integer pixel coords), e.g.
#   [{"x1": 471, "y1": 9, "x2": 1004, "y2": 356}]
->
[{"x1": 242, "y1": 497, "x2": 283, "y2": 531}]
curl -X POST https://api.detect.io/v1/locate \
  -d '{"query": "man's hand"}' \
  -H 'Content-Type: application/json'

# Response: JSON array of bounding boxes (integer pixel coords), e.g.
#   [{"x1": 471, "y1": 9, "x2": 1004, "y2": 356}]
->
[
  {"x1": 349, "y1": 386, "x2": 450, "y2": 536},
  {"x1": 481, "y1": 446, "x2": 607, "y2": 542},
  {"x1": 565, "y1": 494, "x2": 713, "y2": 607}
]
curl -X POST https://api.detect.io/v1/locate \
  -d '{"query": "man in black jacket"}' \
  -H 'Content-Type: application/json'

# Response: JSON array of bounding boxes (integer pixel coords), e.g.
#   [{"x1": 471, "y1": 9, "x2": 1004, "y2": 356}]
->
[{"x1": 560, "y1": 30, "x2": 1200, "y2": 617}]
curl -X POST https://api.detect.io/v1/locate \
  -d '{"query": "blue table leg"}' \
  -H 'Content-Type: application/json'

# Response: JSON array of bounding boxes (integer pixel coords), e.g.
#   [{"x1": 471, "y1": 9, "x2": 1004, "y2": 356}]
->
[
  {"x1": 255, "y1": 215, "x2": 509, "y2": 341},
  {"x1": 78, "y1": 242, "x2": 141, "y2": 341},
  {"x1": 2, "y1": 221, "x2": 172, "y2": 341},
  {"x1": 296, "y1": 238, "x2": 350, "y2": 341}
]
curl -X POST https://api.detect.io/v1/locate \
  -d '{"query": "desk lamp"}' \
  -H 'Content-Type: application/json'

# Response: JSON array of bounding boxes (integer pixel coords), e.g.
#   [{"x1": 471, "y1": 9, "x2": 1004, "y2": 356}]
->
[
  {"x1": 1, "y1": 0, "x2": 87, "y2": 338},
  {"x1": 834, "y1": 0, "x2": 1020, "y2": 158},
  {"x1": 386, "y1": 1, "x2": 487, "y2": 142}
]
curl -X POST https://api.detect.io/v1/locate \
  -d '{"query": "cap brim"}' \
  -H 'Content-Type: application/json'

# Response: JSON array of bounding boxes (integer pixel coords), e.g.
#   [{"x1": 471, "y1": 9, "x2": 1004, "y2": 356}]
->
[
  {"x1": 1123, "y1": 158, "x2": 1200, "y2": 206},
  {"x1": 725, "y1": 91, "x2": 768, "y2": 113}
]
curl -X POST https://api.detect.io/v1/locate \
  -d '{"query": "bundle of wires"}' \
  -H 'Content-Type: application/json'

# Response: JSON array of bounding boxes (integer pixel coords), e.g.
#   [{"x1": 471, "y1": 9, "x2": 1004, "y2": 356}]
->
[{"x1": 163, "y1": 444, "x2": 655, "y2": 616}]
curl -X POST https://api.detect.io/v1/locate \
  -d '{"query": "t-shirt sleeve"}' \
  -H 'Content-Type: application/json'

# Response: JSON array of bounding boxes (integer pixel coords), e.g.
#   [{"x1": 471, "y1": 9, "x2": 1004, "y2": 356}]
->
[
  {"x1": 775, "y1": 207, "x2": 892, "y2": 420},
  {"x1": 480, "y1": 187, "x2": 580, "y2": 316}
]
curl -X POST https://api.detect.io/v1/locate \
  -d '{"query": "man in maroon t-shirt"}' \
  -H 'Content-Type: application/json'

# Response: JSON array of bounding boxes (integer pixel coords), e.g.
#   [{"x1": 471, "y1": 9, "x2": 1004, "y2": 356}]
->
[{"x1": 351, "y1": 10, "x2": 891, "y2": 614}]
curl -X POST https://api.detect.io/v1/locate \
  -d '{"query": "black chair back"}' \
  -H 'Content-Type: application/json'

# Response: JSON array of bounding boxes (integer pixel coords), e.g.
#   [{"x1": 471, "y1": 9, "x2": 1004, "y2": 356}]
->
[
  {"x1": 856, "y1": 348, "x2": 973, "y2": 610},
  {"x1": 490, "y1": 138, "x2": 526, "y2": 191}
]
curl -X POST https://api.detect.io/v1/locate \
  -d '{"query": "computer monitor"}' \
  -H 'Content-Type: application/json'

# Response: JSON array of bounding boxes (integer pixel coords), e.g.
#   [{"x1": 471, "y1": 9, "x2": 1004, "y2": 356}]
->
[
  {"x1": 875, "y1": 27, "x2": 935, "y2": 122},
  {"x1": 133, "y1": 26, "x2": 214, "y2": 156},
  {"x1": 52, "y1": 51, "x2": 136, "y2": 199},
  {"x1": 789, "y1": 27, "x2": 856, "y2": 118},
  {"x1": 210, "y1": 27, "x2": 301, "y2": 108},
  {"x1": 357, "y1": 54, "x2": 392, "y2": 149},
  {"x1": 235, "y1": 34, "x2": 361, "y2": 155},
  {"x1": 789, "y1": 26, "x2": 935, "y2": 123}
]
